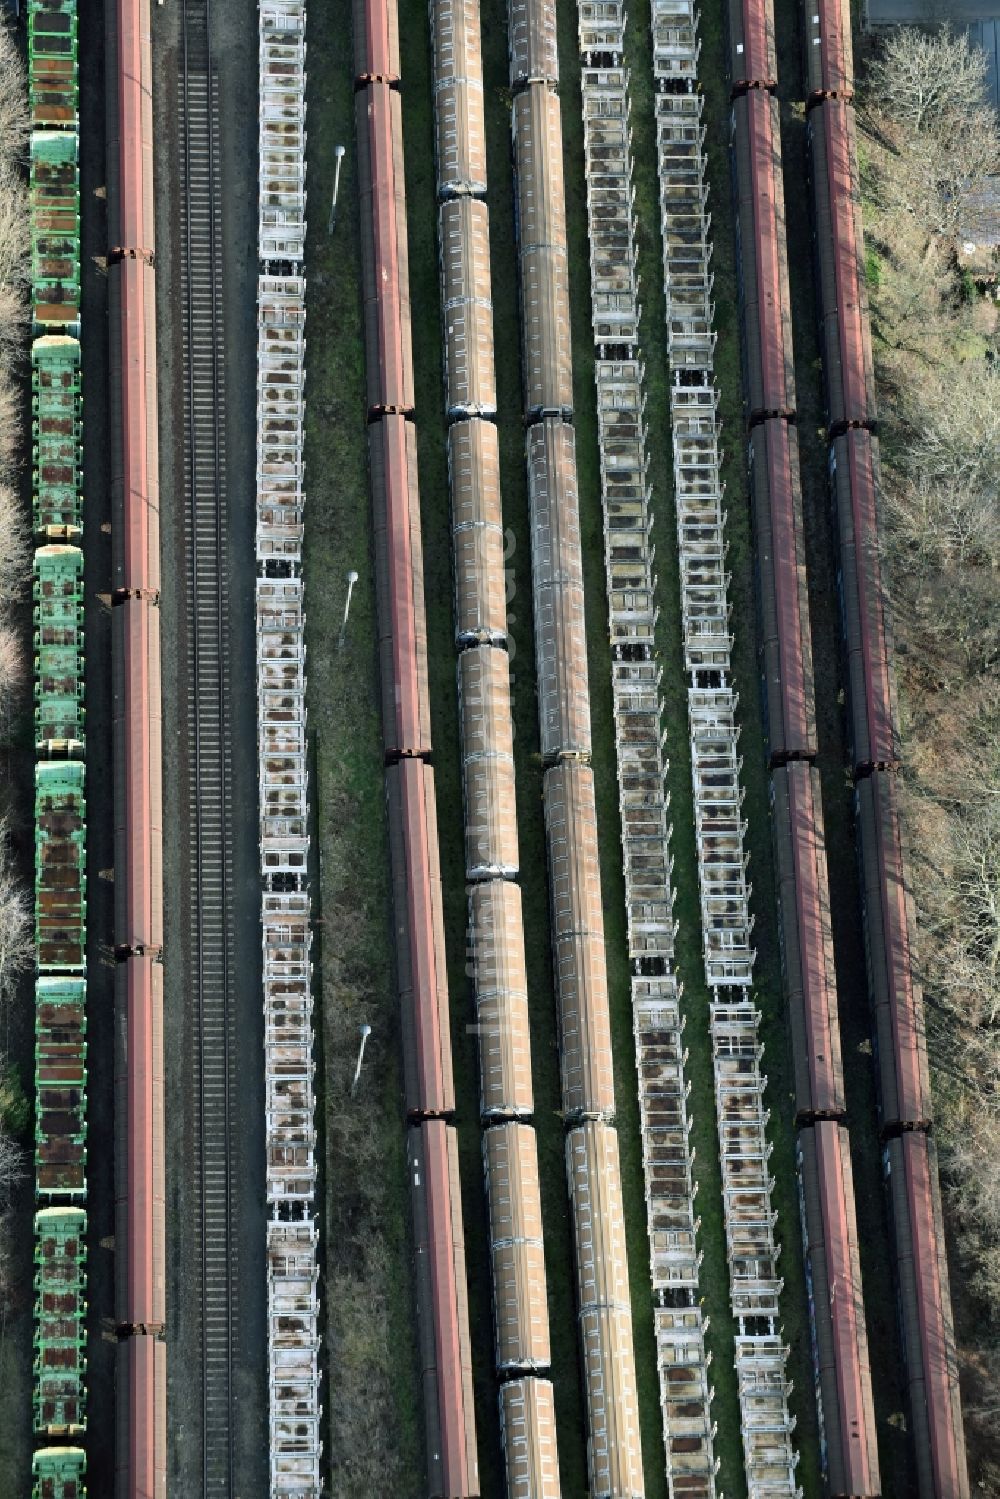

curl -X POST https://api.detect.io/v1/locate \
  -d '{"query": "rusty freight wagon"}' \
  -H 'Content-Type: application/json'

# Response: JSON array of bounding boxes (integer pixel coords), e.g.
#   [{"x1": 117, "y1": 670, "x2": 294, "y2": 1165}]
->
[
  {"x1": 430, "y1": 0, "x2": 488, "y2": 197},
  {"x1": 449, "y1": 419, "x2": 508, "y2": 646},
  {"x1": 731, "y1": 89, "x2": 796, "y2": 422},
  {"x1": 35, "y1": 762, "x2": 86, "y2": 972},
  {"x1": 748, "y1": 420, "x2": 816, "y2": 762}
]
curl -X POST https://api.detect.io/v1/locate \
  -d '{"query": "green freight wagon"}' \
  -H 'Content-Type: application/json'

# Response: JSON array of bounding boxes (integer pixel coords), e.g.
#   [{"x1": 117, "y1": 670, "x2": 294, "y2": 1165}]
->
[
  {"x1": 32, "y1": 1203, "x2": 87, "y2": 1435},
  {"x1": 31, "y1": 1445, "x2": 87, "y2": 1497},
  {"x1": 35, "y1": 762, "x2": 86, "y2": 972},
  {"x1": 32, "y1": 337, "x2": 83, "y2": 537},
  {"x1": 30, "y1": 134, "x2": 80, "y2": 334},
  {"x1": 35, "y1": 978, "x2": 87, "y2": 1199},
  {"x1": 27, "y1": 0, "x2": 79, "y2": 129},
  {"x1": 34, "y1": 546, "x2": 84, "y2": 754}
]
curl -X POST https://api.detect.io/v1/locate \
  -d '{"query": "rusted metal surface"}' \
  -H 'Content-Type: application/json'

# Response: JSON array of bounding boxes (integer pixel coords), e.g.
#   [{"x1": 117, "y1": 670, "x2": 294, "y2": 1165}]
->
[
  {"x1": 798, "y1": 1123, "x2": 879, "y2": 1499},
  {"x1": 109, "y1": 0, "x2": 155, "y2": 255},
  {"x1": 386, "y1": 759, "x2": 455, "y2": 1118},
  {"x1": 507, "y1": 0, "x2": 558, "y2": 88},
  {"x1": 803, "y1": 0, "x2": 854, "y2": 102},
  {"x1": 449, "y1": 420, "x2": 507, "y2": 646},
  {"x1": 356, "y1": 83, "x2": 414, "y2": 416},
  {"x1": 109, "y1": 256, "x2": 160, "y2": 595},
  {"x1": 430, "y1": 0, "x2": 487, "y2": 197},
  {"x1": 886, "y1": 1133, "x2": 969, "y2": 1499},
  {"x1": 809, "y1": 100, "x2": 876, "y2": 433},
  {"x1": 527, "y1": 420, "x2": 591, "y2": 762},
  {"x1": 353, "y1": 0, "x2": 400, "y2": 80},
  {"x1": 458, "y1": 645, "x2": 518, "y2": 880},
  {"x1": 830, "y1": 430, "x2": 899, "y2": 775},
  {"x1": 748, "y1": 419, "x2": 817, "y2": 762},
  {"x1": 771, "y1": 763, "x2": 845, "y2": 1120},
  {"x1": 728, "y1": 0, "x2": 777, "y2": 91},
  {"x1": 468, "y1": 880, "x2": 534, "y2": 1120},
  {"x1": 543, "y1": 764, "x2": 615, "y2": 1121},
  {"x1": 409, "y1": 1122, "x2": 479, "y2": 1499},
  {"x1": 513, "y1": 85, "x2": 572, "y2": 420},
  {"x1": 112, "y1": 596, "x2": 163, "y2": 954},
  {"x1": 732, "y1": 90, "x2": 796, "y2": 422},
  {"x1": 369, "y1": 415, "x2": 432, "y2": 758},
  {"x1": 115, "y1": 1336, "x2": 167, "y2": 1499},
  {"x1": 499, "y1": 1378, "x2": 561, "y2": 1499},
  {"x1": 566, "y1": 1123, "x2": 644, "y2": 1498},
  {"x1": 483, "y1": 1123, "x2": 551, "y2": 1372},
  {"x1": 439, "y1": 197, "x2": 496, "y2": 419},
  {"x1": 856, "y1": 772, "x2": 932, "y2": 1132},
  {"x1": 115, "y1": 956, "x2": 165, "y2": 1331}
]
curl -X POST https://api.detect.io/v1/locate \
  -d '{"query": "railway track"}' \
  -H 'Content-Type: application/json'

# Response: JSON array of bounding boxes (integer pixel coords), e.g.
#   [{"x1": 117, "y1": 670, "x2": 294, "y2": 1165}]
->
[{"x1": 179, "y1": 1, "x2": 238, "y2": 1492}]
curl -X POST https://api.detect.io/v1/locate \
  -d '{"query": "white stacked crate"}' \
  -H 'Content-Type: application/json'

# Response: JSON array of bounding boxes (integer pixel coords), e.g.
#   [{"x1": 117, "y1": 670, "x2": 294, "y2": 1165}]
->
[
  {"x1": 258, "y1": 3, "x2": 320, "y2": 1495},
  {"x1": 651, "y1": 2, "x2": 801, "y2": 1494},
  {"x1": 578, "y1": 9, "x2": 717, "y2": 1497}
]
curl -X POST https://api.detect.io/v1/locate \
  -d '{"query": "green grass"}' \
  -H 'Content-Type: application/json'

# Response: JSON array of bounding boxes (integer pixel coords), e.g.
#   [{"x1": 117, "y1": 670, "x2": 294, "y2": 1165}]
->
[
  {"x1": 306, "y1": 0, "x2": 917, "y2": 1491},
  {"x1": 304, "y1": 13, "x2": 424, "y2": 1494}
]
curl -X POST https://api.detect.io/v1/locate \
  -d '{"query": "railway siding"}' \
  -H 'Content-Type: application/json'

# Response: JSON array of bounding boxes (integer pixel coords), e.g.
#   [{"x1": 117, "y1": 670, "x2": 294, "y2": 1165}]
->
[
  {"x1": 255, "y1": 5, "x2": 323, "y2": 1496},
  {"x1": 506, "y1": 0, "x2": 651, "y2": 1488},
  {"x1": 429, "y1": 0, "x2": 561, "y2": 1487},
  {"x1": 650, "y1": 5, "x2": 803, "y2": 1495},
  {"x1": 572, "y1": 12, "x2": 719, "y2": 1494},
  {"x1": 27, "y1": 3, "x2": 92, "y2": 1493}
]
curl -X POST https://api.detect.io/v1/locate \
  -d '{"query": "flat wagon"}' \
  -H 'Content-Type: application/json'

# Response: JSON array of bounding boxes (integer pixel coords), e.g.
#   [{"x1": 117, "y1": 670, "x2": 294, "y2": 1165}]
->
[
  {"x1": 32, "y1": 337, "x2": 83, "y2": 539},
  {"x1": 35, "y1": 762, "x2": 86, "y2": 972},
  {"x1": 34, "y1": 546, "x2": 84, "y2": 755},
  {"x1": 32, "y1": 1444, "x2": 87, "y2": 1498}
]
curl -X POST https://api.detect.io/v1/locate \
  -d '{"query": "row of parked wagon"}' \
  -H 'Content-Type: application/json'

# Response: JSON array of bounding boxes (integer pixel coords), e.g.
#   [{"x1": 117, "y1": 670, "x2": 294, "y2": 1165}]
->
[
  {"x1": 26, "y1": 4, "x2": 89, "y2": 1495},
  {"x1": 354, "y1": 5, "x2": 481, "y2": 1494},
  {"x1": 728, "y1": 1, "x2": 968, "y2": 1496},
  {"x1": 106, "y1": 0, "x2": 167, "y2": 1482}
]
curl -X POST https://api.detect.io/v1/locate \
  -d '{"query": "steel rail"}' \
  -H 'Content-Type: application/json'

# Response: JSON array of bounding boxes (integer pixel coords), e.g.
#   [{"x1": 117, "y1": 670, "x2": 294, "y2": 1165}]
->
[{"x1": 179, "y1": 0, "x2": 237, "y2": 1490}]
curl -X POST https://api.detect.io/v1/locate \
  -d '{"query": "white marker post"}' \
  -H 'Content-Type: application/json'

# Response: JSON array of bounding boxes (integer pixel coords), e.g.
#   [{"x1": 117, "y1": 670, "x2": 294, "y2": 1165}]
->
[
  {"x1": 329, "y1": 144, "x2": 346, "y2": 234},
  {"x1": 338, "y1": 569, "x2": 359, "y2": 650},
  {"x1": 351, "y1": 1024, "x2": 372, "y2": 1098}
]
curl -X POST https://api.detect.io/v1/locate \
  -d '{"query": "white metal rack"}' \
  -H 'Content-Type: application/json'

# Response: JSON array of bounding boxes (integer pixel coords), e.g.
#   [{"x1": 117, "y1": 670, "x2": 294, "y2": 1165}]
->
[
  {"x1": 258, "y1": 4, "x2": 320, "y2": 1494},
  {"x1": 578, "y1": 11, "x2": 717, "y2": 1496},
  {"x1": 651, "y1": 1, "x2": 801, "y2": 1492}
]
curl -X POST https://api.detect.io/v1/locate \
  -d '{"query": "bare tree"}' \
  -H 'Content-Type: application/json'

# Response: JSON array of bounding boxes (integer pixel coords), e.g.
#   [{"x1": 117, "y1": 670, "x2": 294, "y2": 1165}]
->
[
  {"x1": 867, "y1": 24, "x2": 994, "y2": 136},
  {"x1": 0, "y1": 21, "x2": 28, "y2": 166},
  {"x1": 0, "y1": 831, "x2": 34, "y2": 1014},
  {"x1": 0, "y1": 483, "x2": 30, "y2": 617},
  {"x1": 0, "y1": 1125, "x2": 22, "y2": 1203},
  {"x1": 864, "y1": 28, "x2": 1000, "y2": 249}
]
